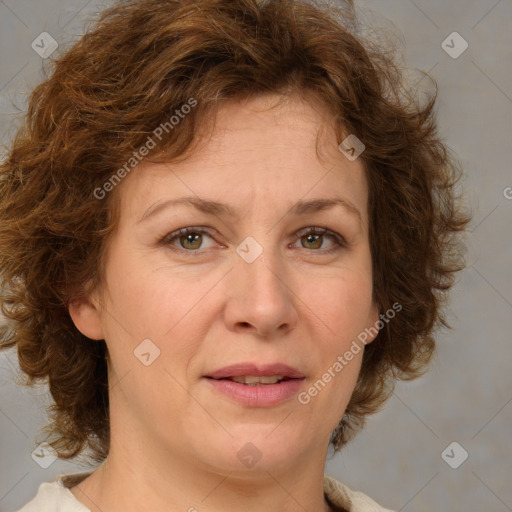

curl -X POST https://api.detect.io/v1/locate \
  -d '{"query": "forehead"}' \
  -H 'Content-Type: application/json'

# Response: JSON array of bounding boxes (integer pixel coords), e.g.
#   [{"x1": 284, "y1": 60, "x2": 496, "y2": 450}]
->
[{"x1": 117, "y1": 93, "x2": 369, "y2": 225}]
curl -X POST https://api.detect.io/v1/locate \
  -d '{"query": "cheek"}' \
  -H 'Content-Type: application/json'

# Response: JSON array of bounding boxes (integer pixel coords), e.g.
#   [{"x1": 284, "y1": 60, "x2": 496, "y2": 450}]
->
[
  {"x1": 304, "y1": 268, "x2": 374, "y2": 342},
  {"x1": 299, "y1": 265, "x2": 373, "y2": 405},
  {"x1": 102, "y1": 242, "x2": 206, "y2": 339},
  {"x1": 101, "y1": 260, "x2": 206, "y2": 423},
  {"x1": 100, "y1": 252, "x2": 217, "y2": 388}
]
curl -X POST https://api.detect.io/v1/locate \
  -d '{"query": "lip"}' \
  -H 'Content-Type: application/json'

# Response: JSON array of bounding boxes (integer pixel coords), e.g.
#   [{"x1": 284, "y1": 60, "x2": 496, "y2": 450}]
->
[
  {"x1": 203, "y1": 363, "x2": 305, "y2": 407},
  {"x1": 204, "y1": 377, "x2": 305, "y2": 407},
  {"x1": 205, "y1": 363, "x2": 305, "y2": 380}
]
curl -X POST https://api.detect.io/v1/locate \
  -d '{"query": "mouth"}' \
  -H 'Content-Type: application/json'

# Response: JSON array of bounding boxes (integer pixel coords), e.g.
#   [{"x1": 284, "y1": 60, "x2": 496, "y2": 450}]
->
[
  {"x1": 205, "y1": 362, "x2": 305, "y2": 381},
  {"x1": 203, "y1": 363, "x2": 306, "y2": 406},
  {"x1": 205, "y1": 375, "x2": 297, "y2": 386}
]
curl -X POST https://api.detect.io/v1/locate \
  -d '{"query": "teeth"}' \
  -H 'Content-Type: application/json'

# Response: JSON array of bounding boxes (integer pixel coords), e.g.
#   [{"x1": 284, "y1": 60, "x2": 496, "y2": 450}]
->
[{"x1": 231, "y1": 375, "x2": 285, "y2": 385}]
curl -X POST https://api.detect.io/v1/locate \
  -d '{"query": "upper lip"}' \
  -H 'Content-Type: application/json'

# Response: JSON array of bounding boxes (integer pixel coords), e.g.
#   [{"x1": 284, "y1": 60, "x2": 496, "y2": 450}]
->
[{"x1": 205, "y1": 363, "x2": 305, "y2": 380}]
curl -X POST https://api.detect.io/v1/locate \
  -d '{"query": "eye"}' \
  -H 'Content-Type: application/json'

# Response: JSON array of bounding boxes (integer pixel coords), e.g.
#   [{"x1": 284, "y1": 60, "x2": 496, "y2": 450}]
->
[
  {"x1": 161, "y1": 225, "x2": 347, "y2": 256},
  {"x1": 162, "y1": 227, "x2": 218, "y2": 253},
  {"x1": 291, "y1": 226, "x2": 347, "y2": 254}
]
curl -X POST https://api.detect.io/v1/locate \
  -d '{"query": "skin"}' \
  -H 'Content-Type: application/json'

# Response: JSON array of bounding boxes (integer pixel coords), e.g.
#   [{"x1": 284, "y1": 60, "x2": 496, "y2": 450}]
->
[{"x1": 69, "y1": 92, "x2": 379, "y2": 512}]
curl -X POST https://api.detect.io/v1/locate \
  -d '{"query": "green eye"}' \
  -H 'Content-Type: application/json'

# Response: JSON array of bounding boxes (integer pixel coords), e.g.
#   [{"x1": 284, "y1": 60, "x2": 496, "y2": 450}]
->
[
  {"x1": 301, "y1": 233, "x2": 324, "y2": 249},
  {"x1": 294, "y1": 226, "x2": 346, "y2": 253},
  {"x1": 163, "y1": 228, "x2": 215, "y2": 252},
  {"x1": 179, "y1": 232, "x2": 203, "y2": 250},
  {"x1": 162, "y1": 226, "x2": 346, "y2": 256}
]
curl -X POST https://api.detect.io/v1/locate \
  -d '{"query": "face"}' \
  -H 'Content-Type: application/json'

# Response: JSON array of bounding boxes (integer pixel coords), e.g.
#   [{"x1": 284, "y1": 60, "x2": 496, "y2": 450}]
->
[{"x1": 71, "y1": 93, "x2": 379, "y2": 476}]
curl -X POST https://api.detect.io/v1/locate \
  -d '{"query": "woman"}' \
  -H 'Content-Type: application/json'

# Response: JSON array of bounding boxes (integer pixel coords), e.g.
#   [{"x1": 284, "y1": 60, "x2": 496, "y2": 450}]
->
[{"x1": 0, "y1": 0, "x2": 470, "y2": 511}]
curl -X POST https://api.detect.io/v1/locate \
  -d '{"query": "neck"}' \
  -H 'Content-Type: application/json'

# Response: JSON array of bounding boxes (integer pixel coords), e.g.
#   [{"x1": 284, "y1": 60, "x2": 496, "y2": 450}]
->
[{"x1": 70, "y1": 439, "x2": 333, "y2": 512}]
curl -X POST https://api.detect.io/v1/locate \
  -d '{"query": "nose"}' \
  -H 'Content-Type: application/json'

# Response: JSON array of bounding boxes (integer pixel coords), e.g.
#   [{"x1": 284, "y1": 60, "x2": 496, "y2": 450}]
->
[{"x1": 223, "y1": 247, "x2": 299, "y2": 338}]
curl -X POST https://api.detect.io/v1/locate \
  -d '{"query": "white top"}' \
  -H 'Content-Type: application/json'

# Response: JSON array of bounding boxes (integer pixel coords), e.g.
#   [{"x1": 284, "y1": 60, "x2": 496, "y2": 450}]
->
[{"x1": 17, "y1": 474, "x2": 395, "y2": 512}]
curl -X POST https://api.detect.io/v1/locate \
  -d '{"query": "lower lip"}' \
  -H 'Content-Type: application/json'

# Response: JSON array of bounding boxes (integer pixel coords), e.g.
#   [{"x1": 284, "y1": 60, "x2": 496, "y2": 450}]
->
[{"x1": 204, "y1": 378, "x2": 304, "y2": 407}]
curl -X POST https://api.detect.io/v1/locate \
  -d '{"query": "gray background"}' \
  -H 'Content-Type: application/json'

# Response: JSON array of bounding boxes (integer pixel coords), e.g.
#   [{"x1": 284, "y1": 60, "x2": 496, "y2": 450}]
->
[{"x1": 1, "y1": 0, "x2": 511, "y2": 510}]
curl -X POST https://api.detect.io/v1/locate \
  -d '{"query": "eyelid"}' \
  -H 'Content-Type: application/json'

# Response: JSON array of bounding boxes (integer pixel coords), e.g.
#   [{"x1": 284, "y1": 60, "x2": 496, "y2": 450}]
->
[
  {"x1": 161, "y1": 225, "x2": 347, "y2": 254},
  {"x1": 294, "y1": 225, "x2": 347, "y2": 248},
  {"x1": 161, "y1": 226, "x2": 221, "y2": 252}
]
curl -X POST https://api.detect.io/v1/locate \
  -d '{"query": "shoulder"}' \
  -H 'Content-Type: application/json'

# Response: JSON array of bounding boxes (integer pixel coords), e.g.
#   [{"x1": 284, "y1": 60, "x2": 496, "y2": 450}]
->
[
  {"x1": 16, "y1": 477, "x2": 91, "y2": 512},
  {"x1": 323, "y1": 474, "x2": 396, "y2": 512}
]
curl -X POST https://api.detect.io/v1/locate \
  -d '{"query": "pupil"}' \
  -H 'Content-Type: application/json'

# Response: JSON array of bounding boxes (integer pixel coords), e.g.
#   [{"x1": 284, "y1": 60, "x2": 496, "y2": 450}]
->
[
  {"x1": 179, "y1": 233, "x2": 323, "y2": 250},
  {"x1": 182, "y1": 233, "x2": 201, "y2": 249},
  {"x1": 304, "y1": 234, "x2": 321, "y2": 249}
]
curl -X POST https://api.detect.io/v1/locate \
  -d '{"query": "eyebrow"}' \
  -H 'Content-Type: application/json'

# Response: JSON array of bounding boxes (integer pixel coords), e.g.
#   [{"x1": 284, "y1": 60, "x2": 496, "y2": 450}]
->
[{"x1": 137, "y1": 195, "x2": 362, "y2": 224}]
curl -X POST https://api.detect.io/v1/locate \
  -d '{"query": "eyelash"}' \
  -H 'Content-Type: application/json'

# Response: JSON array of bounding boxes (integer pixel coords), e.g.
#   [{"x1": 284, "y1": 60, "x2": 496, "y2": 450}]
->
[{"x1": 161, "y1": 226, "x2": 347, "y2": 256}]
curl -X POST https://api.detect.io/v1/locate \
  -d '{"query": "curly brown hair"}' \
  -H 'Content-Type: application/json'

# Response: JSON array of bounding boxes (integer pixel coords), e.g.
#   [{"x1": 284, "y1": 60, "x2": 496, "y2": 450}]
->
[{"x1": 0, "y1": 0, "x2": 470, "y2": 468}]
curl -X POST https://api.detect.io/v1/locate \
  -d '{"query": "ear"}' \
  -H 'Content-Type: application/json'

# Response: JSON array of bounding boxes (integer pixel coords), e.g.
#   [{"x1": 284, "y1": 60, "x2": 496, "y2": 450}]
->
[
  {"x1": 363, "y1": 301, "x2": 381, "y2": 345},
  {"x1": 68, "y1": 288, "x2": 104, "y2": 341}
]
